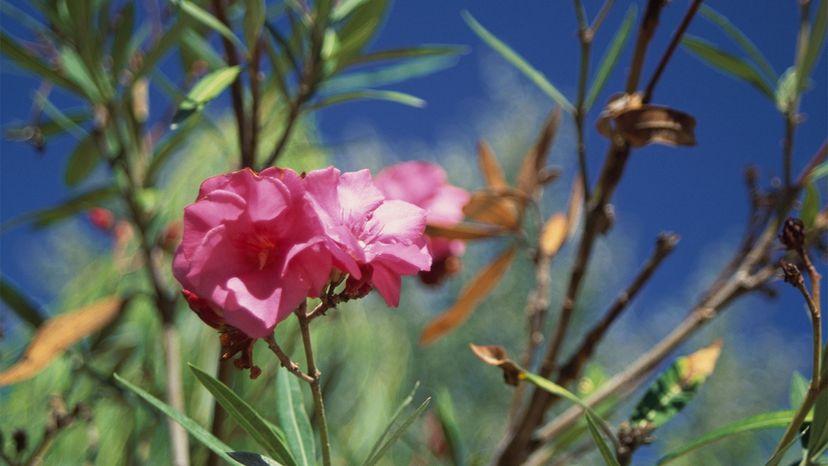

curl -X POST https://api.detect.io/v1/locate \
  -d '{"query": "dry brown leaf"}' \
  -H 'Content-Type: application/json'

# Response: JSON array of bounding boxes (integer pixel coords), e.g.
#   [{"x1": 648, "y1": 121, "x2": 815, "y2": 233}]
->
[
  {"x1": 539, "y1": 213, "x2": 568, "y2": 257},
  {"x1": 426, "y1": 222, "x2": 507, "y2": 240},
  {"x1": 477, "y1": 141, "x2": 508, "y2": 189},
  {"x1": 566, "y1": 176, "x2": 585, "y2": 241},
  {"x1": 517, "y1": 109, "x2": 562, "y2": 194},
  {"x1": 462, "y1": 191, "x2": 523, "y2": 230},
  {"x1": 0, "y1": 296, "x2": 124, "y2": 386},
  {"x1": 421, "y1": 246, "x2": 517, "y2": 344},
  {"x1": 596, "y1": 93, "x2": 696, "y2": 148},
  {"x1": 469, "y1": 343, "x2": 523, "y2": 386},
  {"x1": 682, "y1": 339, "x2": 723, "y2": 385}
]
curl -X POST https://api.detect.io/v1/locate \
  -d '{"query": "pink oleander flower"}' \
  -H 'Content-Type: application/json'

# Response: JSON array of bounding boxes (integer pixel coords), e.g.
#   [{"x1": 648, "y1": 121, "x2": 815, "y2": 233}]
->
[
  {"x1": 303, "y1": 167, "x2": 432, "y2": 306},
  {"x1": 374, "y1": 161, "x2": 470, "y2": 285},
  {"x1": 173, "y1": 168, "x2": 335, "y2": 345}
]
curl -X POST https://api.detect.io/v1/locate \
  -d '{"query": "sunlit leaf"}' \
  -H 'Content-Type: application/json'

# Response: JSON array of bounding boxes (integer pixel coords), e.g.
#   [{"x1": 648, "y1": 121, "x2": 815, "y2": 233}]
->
[
  {"x1": 698, "y1": 5, "x2": 777, "y2": 83},
  {"x1": 190, "y1": 364, "x2": 297, "y2": 466},
  {"x1": 799, "y1": 0, "x2": 827, "y2": 92},
  {"x1": 477, "y1": 141, "x2": 508, "y2": 189},
  {"x1": 173, "y1": 66, "x2": 243, "y2": 128},
  {"x1": 682, "y1": 35, "x2": 774, "y2": 100},
  {"x1": 421, "y1": 246, "x2": 516, "y2": 344},
  {"x1": 462, "y1": 11, "x2": 573, "y2": 113},
  {"x1": 0, "y1": 276, "x2": 45, "y2": 327},
  {"x1": 175, "y1": 0, "x2": 245, "y2": 51},
  {"x1": 630, "y1": 340, "x2": 722, "y2": 429},
  {"x1": 0, "y1": 296, "x2": 124, "y2": 386},
  {"x1": 775, "y1": 66, "x2": 799, "y2": 113},
  {"x1": 539, "y1": 213, "x2": 568, "y2": 257},
  {"x1": 113, "y1": 373, "x2": 243, "y2": 465},
  {"x1": 59, "y1": 46, "x2": 105, "y2": 103},
  {"x1": 657, "y1": 410, "x2": 796, "y2": 464},
  {"x1": 586, "y1": 4, "x2": 637, "y2": 111},
  {"x1": 517, "y1": 109, "x2": 561, "y2": 194},
  {"x1": 311, "y1": 89, "x2": 425, "y2": 109},
  {"x1": 275, "y1": 369, "x2": 316, "y2": 466},
  {"x1": 462, "y1": 191, "x2": 522, "y2": 230}
]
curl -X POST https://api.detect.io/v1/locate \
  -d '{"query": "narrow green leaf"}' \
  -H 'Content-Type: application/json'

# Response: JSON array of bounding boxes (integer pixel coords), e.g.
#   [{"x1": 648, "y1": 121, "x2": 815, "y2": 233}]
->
[
  {"x1": 812, "y1": 160, "x2": 828, "y2": 181},
  {"x1": 324, "y1": 55, "x2": 458, "y2": 93},
  {"x1": 113, "y1": 373, "x2": 242, "y2": 466},
  {"x1": 244, "y1": 0, "x2": 266, "y2": 49},
  {"x1": 111, "y1": 2, "x2": 135, "y2": 74},
  {"x1": 656, "y1": 410, "x2": 795, "y2": 464},
  {"x1": 133, "y1": 16, "x2": 190, "y2": 81},
  {"x1": 275, "y1": 369, "x2": 316, "y2": 466},
  {"x1": 0, "y1": 32, "x2": 80, "y2": 93},
  {"x1": 682, "y1": 35, "x2": 775, "y2": 100},
  {"x1": 790, "y1": 372, "x2": 810, "y2": 409},
  {"x1": 311, "y1": 89, "x2": 425, "y2": 110},
  {"x1": 175, "y1": 0, "x2": 246, "y2": 51},
  {"x1": 173, "y1": 66, "x2": 242, "y2": 127},
  {"x1": 363, "y1": 397, "x2": 431, "y2": 466},
  {"x1": 801, "y1": 182, "x2": 820, "y2": 228},
  {"x1": 434, "y1": 389, "x2": 464, "y2": 466},
  {"x1": 332, "y1": 0, "x2": 367, "y2": 21},
  {"x1": 59, "y1": 46, "x2": 104, "y2": 103},
  {"x1": 189, "y1": 364, "x2": 297, "y2": 466},
  {"x1": 333, "y1": 0, "x2": 387, "y2": 61},
  {"x1": 0, "y1": 186, "x2": 117, "y2": 231},
  {"x1": 0, "y1": 1, "x2": 47, "y2": 35},
  {"x1": 586, "y1": 4, "x2": 637, "y2": 111},
  {"x1": 33, "y1": 93, "x2": 87, "y2": 140},
  {"x1": 585, "y1": 411, "x2": 621, "y2": 466},
  {"x1": 229, "y1": 452, "x2": 285, "y2": 466},
  {"x1": 799, "y1": 0, "x2": 828, "y2": 92},
  {"x1": 775, "y1": 66, "x2": 799, "y2": 113},
  {"x1": 462, "y1": 10, "x2": 574, "y2": 113},
  {"x1": 364, "y1": 382, "x2": 420, "y2": 463},
  {"x1": 341, "y1": 44, "x2": 466, "y2": 69},
  {"x1": 630, "y1": 341, "x2": 722, "y2": 430},
  {"x1": 0, "y1": 276, "x2": 46, "y2": 327},
  {"x1": 806, "y1": 383, "x2": 828, "y2": 459},
  {"x1": 65, "y1": 133, "x2": 101, "y2": 187},
  {"x1": 699, "y1": 5, "x2": 777, "y2": 82},
  {"x1": 181, "y1": 29, "x2": 228, "y2": 71}
]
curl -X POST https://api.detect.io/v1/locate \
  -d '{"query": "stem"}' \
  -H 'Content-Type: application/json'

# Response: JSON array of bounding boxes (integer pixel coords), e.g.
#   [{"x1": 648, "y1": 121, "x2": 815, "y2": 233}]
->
[
  {"x1": 642, "y1": 0, "x2": 703, "y2": 103},
  {"x1": 295, "y1": 304, "x2": 332, "y2": 466},
  {"x1": 163, "y1": 325, "x2": 190, "y2": 466},
  {"x1": 573, "y1": 0, "x2": 592, "y2": 199},
  {"x1": 261, "y1": 90, "x2": 308, "y2": 168},
  {"x1": 264, "y1": 335, "x2": 315, "y2": 384},
  {"x1": 248, "y1": 37, "x2": 263, "y2": 168}
]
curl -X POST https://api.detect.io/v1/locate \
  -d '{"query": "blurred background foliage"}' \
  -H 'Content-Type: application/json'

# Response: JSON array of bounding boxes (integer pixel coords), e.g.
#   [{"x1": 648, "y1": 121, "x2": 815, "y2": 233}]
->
[{"x1": 0, "y1": 0, "x2": 825, "y2": 465}]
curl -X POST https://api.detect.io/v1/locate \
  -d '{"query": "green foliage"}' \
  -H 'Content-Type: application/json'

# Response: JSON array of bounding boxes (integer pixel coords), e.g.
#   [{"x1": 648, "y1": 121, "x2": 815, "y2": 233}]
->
[
  {"x1": 173, "y1": 66, "x2": 243, "y2": 128},
  {"x1": 0, "y1": 276, "x2": 46, "y2": 327},
  {"x1": 585, "y1": 411, "x2": 621, "y2": 466},
  {"x1": 275, "y1": 369, "x2": 317, "y2": 466},
  {"x1": 362, "y1": 383, "x2": 431, "y2": 466},
  {"x1": 586, "y1": 4, "x2": 637, "y2": 111},
  {"x1": 682, "y1": 35, "x2": 775, "y2": 100}
]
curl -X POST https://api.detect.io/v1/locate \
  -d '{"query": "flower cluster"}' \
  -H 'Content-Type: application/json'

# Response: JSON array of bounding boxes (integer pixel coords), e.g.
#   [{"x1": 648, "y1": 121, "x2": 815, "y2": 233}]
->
[{"x1": 172, "y1": 163, "x2": 467, "y2": 374}]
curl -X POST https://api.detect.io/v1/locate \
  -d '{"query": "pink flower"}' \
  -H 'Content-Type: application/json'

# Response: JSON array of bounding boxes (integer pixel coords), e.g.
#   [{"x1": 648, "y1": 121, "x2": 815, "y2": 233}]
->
[
  {"x1": 374, "y1": 161, "x2": 470, "y2": 285},
  {"x1": 173, "y1": 168, "x2": 333, "y2": 340},
  {"x1": 303, "y1": 167, "x2": 431, "y2": 306}
]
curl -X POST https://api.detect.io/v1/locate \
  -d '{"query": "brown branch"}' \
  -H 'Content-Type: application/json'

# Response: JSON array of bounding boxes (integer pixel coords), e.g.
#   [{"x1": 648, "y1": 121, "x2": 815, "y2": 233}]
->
[
  {"x1": 295, "y1": 304, "x2": 332, "y2": 466},
  {"x1": 263, "y1": 335, "x2": 314, "y2": 383},
  {"x1": 642, "y1": 0, "x2": 703, "y2": 103},
  {"x1": 211, "y1": 0, "x2": 250, "y2": 168}
]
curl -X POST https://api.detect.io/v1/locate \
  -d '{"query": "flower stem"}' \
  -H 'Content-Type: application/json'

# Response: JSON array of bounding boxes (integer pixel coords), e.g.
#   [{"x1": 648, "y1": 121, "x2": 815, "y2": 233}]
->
[{"x1": 295, "y1": 303, "x2": 332, "y2": 466}]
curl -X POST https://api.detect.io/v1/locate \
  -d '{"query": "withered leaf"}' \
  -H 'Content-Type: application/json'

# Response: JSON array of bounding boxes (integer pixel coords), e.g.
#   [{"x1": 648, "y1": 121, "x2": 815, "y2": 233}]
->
[
  {"x1": 462, "y1": 191, "x2": 524, "y2": 230},
  {"x1": 426, "y1": 222, "x2": 508, "y2": 240},
  {"x1": 0, "y1": 296, "x2": 124, "y2": 386},
  {"x1": 596, "y1": 93, "x2": 696, "y2": 148},
  {"x1": 477, "y1": 141, "x2": 508, "y2": 189},
  {"x1": 469, "y1": 343, "x2": 523, "y2": 386},
  {"x1": 539, "y1": 213, "x2": 568, "y2": 257},
  {"x1": 682, "y1": 338, "x2": 723, "y2": 385},
  {"x1": 566, "y1": 176, "x2": 585, "y2": 240},
  {"x1": 421, "y1": 246, "x2": 517, "y2": 344},
  {"x1": 517, "y1": 109, "x2": 561, "y2": 194}
]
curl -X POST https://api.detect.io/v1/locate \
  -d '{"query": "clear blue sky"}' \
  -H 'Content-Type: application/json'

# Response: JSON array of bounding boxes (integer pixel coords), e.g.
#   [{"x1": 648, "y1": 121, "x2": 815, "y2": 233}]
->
[{"x1": 1, "y1": 1, "x2": 825, "y2": 351}]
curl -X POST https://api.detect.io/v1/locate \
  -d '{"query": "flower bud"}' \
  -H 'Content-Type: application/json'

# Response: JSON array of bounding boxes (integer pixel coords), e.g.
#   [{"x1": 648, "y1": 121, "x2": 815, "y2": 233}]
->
[
  {"x1": 87, "y1": 208, "x2": 114, "y2": 231},
  {"x1": 779, "y1": 217, "x2": 805, "y2": 251}
]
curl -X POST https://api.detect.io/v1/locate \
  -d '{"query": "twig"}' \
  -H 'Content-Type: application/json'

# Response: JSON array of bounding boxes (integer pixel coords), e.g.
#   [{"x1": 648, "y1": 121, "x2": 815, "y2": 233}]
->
[
  {"x1": 642, "y1": 0, "x2": 703, "y2": 103},
  {"x1": 211, "y1": 0, "x2": 250, "y2": 168},
  {"x1": 590, "y1": 0, "x2": 616, "y2": 34},
  {"x1": 573, "y1": 0, "x2": 595, "y2": 199},
  {"x1": 295, "y1": 303, "x2": 332, "y2": 466},
  {"x1": 248, "y1": 36, "x2": 263, "y2": 168},
  {"x1": 263, "y1": 335, "x2": 314, "y2": 384}
]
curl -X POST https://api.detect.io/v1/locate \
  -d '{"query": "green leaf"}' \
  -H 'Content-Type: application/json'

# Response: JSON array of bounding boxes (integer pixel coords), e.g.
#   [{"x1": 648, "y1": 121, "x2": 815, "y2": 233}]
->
[
  {"x1": 363, "y1": 396, "x2": 431, "y2": 466},
  {"x1": 111, "y1": 2, "x2": 135, "y2": 75},
  {"x1": 812, "y1": 161, "x2": 828, "y2": 181},
  {"x1": 173, "y1": 66, "x2": 243, "y2": 128},
  {"x1": 340, "y1": 44, "x2": 466, "y2": 69},
  {"x1": 0, "y1": 32, "x2": 80, "y2": 93},
  {"x1": 1, "y1": 186, "x2": 117, "y2": 232},
  {"x1": 682, "y1": 35, "x2": 775, "y2": 100},
  {"x1": 807, "y1": 381, "x2": 828, "y2": 459},
  {"x1": 229, "y1": 452, "x2": 285, "y2": 466},
  {"x1": 801, "y1": 181, "x2": 820, "y2": 228},
  {"x1": 181, "y1": 29, "x2": 227, "y2": 71},
  {"x1": 175, "y1": 0, "x2": 246, "y2": 51},
  {"x1": 586, "y1": 4, "x2": 637, "y2": 111},
  {"x1": 799, "y1": 0, "x2": 828, "y2": 92},
  {"x1": 145, "y1": 118, "x2": 199, "y2": 185},
  {"x1": 698, "y1": 5, "x2": 777, "y2": 83},
  {"x1": 324, "y1": 55, "x2": 458, "y2": 93},
  {"x1": 275, "y1": 369, "x2": 316, "y2": 466},
  {"x1": 790, "y1": 372, "x2": 810, "y2": 409},
  {"x1": 334, "y1": 0, "x2": 388, "y2": 61},
  {"x1": 434, "y1": 389, "x2": 464, "y2": 466},
  {"x1": 65, "y1": 133, "x2": 102, "y2": 187},
  {"x1": 364, "y1": 382, "x2": 420, "y2": 464},
  {"x1": 775, "y1": 66, "x2": 799, "y2": 113},
  {"x1": 189, "y1": 364, "x2": 297, "y2": 466},
  {"x1": 0, "y1": 276, "x2": 46, "y2": 327},
  {"x1": 33, "y1": 93, "x2": 87, "y2": 140},
  {"x1": 332, "y1": 0, "x2": 367, "y2": 21},
  {"x1": 585, "y1": 411, "x2": 621, "y2": 466},
  {"x1": 133, "y1": 16, "x2": 190, "y2": 81},
  {"x1": 630, "y1": 341, "x2": 722, "y2": 429},
  {"x1": 244, "y1": 0, "x2": 266, "y2": 49},
  {"x1": 656, "y1": 410, "x2": 795, "y2": 464},
  {"x1": 462, "y1": 10, "x2": 574, "y2": 113},
  {"x1": 311, "y1": 89, "x2": 425, "y2": 110},
  {"x1": 59, "y1": 46, "x2": 104, "y2": 103},
  {"x1": 113, "y1": 373, "x2": 242, "y2": 466}
]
